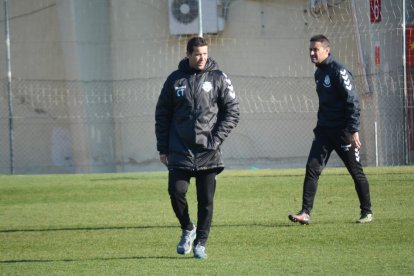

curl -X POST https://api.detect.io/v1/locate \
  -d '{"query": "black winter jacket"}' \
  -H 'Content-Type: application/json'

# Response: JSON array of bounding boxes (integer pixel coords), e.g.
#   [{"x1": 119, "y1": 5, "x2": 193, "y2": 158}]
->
[
  {"x1": 314, "y1": 54, "x2": 360, "y2": 133},
  {"x1": 155, "y1": 57, "x2": 239, "y2": 172}
]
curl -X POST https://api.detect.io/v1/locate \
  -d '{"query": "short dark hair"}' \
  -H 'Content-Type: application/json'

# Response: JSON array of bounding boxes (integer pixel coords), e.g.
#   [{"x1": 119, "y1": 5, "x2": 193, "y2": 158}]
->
[
  {"x1": 186, "y1": 37, "x2": 208, "y2": 54},
  {"x1": 310, "y1": 34, "x2": 330, "y2": 48}
]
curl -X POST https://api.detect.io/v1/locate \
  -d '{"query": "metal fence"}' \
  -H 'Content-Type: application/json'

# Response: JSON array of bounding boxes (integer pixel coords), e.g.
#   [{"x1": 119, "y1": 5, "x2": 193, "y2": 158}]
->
[
  {"x1": 0, "y1": 0, "x2": 412, "y2": 174},
  {"x1": 0, "y1": 69, "x2": 409, "y2": 174}
]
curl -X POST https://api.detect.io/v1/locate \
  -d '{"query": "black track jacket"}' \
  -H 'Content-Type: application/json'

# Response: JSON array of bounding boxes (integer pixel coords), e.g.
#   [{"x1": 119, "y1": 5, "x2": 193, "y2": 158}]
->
[
  {"x1": 155, "y1": 57, "x2": 239, "y2": 172},
  {"x1": 314, "y1": 54, "x2": 361, "y2": 133}
]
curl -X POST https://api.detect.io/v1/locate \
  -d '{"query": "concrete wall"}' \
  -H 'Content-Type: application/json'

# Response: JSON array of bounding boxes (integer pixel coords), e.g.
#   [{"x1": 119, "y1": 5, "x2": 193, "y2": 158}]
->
[{"x1": 0, "y1": 0, "x2": 407, "y2": 173}]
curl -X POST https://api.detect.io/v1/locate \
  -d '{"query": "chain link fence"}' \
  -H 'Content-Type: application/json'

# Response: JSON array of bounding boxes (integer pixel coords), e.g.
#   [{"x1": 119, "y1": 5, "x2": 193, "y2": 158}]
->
[
  {"x1": 0, "y1": 70, "x2": 409, "y2": 174},
  {"x1": 0, "y1": 0, "x2": 412, "y2": 174}
]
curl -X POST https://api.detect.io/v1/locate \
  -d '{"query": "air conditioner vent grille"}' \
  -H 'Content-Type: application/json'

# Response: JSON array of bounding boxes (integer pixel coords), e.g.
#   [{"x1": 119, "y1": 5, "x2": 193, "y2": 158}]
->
[{"x1": 171, "y1": 0, "x2": 199, "y2": 25}]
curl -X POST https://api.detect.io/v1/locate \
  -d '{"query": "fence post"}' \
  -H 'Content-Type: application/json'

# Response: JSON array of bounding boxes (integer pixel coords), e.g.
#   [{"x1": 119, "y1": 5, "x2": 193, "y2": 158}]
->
[
  {"x1": 375, "y1": 121, "x2": 378, "y2": 167},
  {"x1": 3, "y1": 0, "x2": 14, "y2": 174}
]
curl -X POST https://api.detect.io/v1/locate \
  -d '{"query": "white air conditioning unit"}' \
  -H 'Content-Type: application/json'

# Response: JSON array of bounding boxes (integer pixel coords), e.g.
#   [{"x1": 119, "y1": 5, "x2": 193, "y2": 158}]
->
[{"x1": 168, "y1": 0, "x2": 225, "y2": 35}]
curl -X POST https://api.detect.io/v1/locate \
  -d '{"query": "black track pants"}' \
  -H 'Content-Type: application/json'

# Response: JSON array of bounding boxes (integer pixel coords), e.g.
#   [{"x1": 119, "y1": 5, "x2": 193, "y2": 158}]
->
[
  {"x1": 168, "y1": 169, "x2": 217, "y2": 246},
  {"x1": 301, "y1": 127, "x2": 372, "y2": 215}
]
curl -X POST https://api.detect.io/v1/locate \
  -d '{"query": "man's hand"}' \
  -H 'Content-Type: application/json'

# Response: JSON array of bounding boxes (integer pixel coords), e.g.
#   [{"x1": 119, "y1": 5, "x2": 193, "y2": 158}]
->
[
  {"x1": 351, "y1": 132, "x2": 362, "y2": 149},
  {"x1": 159, "y1": 154, "x2": 168, "y2": 165}
]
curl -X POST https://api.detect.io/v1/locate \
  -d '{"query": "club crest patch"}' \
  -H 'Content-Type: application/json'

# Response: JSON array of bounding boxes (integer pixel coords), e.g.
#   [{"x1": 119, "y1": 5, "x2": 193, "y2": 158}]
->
[
  {"x1": 323, "y1": 75, "x2": 331, "y2": 88},
  {"x1": 202, "y1": 81, "x2": 213, "y2": 92}
]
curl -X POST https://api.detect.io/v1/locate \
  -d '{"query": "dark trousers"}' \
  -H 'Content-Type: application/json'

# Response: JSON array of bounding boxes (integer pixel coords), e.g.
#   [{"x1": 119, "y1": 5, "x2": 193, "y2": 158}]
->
[
  {"x1": 302, "y1": 127, "x2": 372, "y2": 215},
  {"x1": 168, "y1": 169, "x2": 217, "y2": 246}
]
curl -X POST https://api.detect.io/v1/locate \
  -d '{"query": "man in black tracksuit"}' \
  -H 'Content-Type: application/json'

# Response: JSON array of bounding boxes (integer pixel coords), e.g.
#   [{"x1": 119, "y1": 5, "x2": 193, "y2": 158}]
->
[
  {"x1": 289, "y1": 34, "x2": 373, "y2": 225},
  {"x1": 155, "y1": 37, "x2": 239, "y2": 258}
]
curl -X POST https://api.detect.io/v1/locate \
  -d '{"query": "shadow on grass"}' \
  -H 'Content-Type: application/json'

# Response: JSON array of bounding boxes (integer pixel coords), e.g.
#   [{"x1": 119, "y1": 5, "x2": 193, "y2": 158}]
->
[
  {"x1": 0, "y1": 225, "x2": 177, "y2": 233},
  {"x1": 0, "y1": 223, "x2": 297, "y2": 264},
  {"x1": 0, "y1": 255, "x2": 189, "y2": 264},
  {"x1": 0, "y1": 222, "x2": 294, "y2": 233}
]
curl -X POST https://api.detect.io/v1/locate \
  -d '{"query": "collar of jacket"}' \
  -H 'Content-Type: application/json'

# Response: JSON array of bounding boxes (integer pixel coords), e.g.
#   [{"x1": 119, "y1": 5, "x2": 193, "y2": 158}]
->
[{"x1": 315, "y1": 53, "x2": 333, "y2": 69}]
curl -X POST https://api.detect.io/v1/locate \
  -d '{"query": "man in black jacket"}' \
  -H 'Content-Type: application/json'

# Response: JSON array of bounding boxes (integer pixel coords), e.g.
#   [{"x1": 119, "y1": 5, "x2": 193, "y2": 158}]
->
[
  {"x1": 288, "y1": 34, "x2": 373, "y2": 225},
  {"x1": 155, "y1": 37, "x2": 239, "y2": 258}
]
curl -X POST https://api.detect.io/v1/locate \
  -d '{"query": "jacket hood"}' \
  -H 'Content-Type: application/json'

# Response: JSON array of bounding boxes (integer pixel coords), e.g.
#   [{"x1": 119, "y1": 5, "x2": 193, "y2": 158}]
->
[{"x1": 178, "y1": 57, "x2": 219, "y2": 74}]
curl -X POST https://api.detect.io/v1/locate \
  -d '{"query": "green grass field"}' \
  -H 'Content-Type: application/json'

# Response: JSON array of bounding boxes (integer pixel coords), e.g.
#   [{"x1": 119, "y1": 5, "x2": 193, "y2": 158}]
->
[{"x1": 1, "y1": 166, "x2": 413, "y2": 275}]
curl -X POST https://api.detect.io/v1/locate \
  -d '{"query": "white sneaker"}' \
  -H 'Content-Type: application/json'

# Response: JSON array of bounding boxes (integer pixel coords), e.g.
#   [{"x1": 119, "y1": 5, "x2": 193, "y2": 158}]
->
[
  {"x1": 288, "y1": 211, "x2": 311, "y2": 225},
  {"x1": 176, "y1": 225, "x2": 196, "y2": 255},
  {"x1": 193, "y1": 243, "x2": 207, "y2": 259},
  {"x1": 356, "y1": 213, "x2": 373, "y2": 224}
]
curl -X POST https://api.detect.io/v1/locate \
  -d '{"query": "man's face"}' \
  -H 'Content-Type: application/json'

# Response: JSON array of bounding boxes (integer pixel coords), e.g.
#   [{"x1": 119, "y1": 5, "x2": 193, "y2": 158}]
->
[
  {"x1": 309, "y1": 41, "x2": 330, "y2": 64},
  {"x1": 187, "y1": 45, "x2": 208, "y2": 71}
]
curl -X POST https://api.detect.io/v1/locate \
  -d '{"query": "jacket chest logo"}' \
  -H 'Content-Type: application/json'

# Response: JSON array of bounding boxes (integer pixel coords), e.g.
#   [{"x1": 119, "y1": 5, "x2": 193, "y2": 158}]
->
[
  {"x1": 323, "y1": 75, "x2": 331, "y2": 88},
  {"x1": 175, "y1": 85, "x2": 186, "y2": 97},
  {"x1": 202, "y1": 81, "x2": 213, "y2": 93}
]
